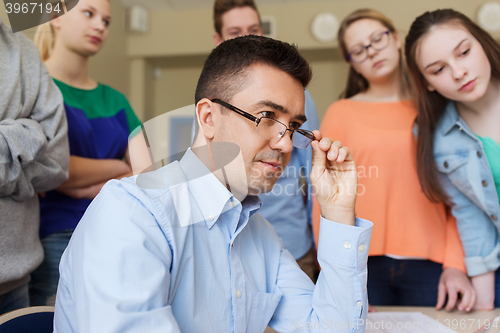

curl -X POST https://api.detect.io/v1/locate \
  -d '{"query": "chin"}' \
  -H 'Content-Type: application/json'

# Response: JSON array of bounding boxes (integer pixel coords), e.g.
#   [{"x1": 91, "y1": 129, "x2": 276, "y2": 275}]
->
[{"x1": 247, "y1": 179, "x2": 278, "y2": 196}]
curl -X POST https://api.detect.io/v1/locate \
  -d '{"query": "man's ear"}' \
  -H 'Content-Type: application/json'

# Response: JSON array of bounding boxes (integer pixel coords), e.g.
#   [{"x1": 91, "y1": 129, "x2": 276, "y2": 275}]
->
[
  {"x1": 196, "y1": 99, "x2": 216, "y2": 140},
  {"x1": 213, "y1": 32, "x2": 223, "y2": 46}
]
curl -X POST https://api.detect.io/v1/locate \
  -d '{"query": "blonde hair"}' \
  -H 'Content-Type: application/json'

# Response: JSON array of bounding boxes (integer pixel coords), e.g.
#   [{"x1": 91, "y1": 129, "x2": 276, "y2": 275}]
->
[{"x1": 34, "y1": 22, "x2": 56, "y2": 61}]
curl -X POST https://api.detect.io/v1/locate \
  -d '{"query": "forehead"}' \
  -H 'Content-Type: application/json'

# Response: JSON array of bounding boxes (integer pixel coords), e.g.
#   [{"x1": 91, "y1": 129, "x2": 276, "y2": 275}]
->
[
  {"x1": 231, "y1": 64, "x2": 305, "y2": 116},
  {"x1": 78, "y1": 0, "x2": 110, "y2": 13},
  {"x1": 344, "y1": 18, "x2": 387, "y2": 46},
  {"x1": 416, "y1": 24, "x2": 472, "y2": 68},
  {"x1": 221, "y1": 6, "x2": 260, "y2": 30}
]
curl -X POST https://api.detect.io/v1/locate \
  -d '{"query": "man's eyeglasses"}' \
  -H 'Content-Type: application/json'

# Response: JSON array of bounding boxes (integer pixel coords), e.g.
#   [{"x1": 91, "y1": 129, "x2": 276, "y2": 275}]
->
[
  {"x1": 211, "y1": 99, "x2": 315, "y2": 149},
  {"x1": 347, "y1": 30, "x2": 391, "y2": 63}
]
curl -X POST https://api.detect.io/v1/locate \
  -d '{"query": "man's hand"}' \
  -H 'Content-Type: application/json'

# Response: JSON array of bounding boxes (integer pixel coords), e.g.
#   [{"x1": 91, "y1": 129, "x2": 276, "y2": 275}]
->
[
  {"x1": 436, "y1": 268, "x2": 476, "y2": 311},
  {"x1": 471, "y1": 271, "x2": 495, "y2": 311},
  {"x1": 309, "y1": 130, "x2": 357, "y2": 226}
]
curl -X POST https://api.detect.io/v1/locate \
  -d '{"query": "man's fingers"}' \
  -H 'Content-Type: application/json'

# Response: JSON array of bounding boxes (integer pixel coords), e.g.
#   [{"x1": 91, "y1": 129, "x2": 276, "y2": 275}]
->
[
  {"x1": 436, "y1": 282, "x2": 446, "y2": 310},
  {"x1": 310, "y1": 140, "x2": 327, "y2": 172}
]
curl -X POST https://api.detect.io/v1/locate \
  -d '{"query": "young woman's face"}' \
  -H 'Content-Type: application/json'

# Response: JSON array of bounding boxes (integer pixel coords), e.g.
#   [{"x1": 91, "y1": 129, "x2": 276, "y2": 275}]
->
[
  {"x1": 343, "y1": 18, "x2": 401, "y2": 84},
  {"x1": 54, "y1": 0, "x2": 111, "y2": 57},
  {"x1": 416, "y1": 24, "x2": 491, "y2": 103}
]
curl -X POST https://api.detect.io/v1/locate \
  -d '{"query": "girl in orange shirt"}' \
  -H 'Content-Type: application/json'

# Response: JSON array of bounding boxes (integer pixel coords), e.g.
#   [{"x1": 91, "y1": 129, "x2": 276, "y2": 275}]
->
[{"x1": 313, "y1": 9, "x2": 474, "y2": 311}]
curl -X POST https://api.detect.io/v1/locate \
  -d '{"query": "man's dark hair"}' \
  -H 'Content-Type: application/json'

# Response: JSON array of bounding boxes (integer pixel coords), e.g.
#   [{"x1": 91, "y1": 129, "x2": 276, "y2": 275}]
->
[
  {"x1": 213, "y1": 0, "x2": 260, "y2": 36},
  {"x1": 195, "y1": 35, "x2": 312, "y2": 106}
]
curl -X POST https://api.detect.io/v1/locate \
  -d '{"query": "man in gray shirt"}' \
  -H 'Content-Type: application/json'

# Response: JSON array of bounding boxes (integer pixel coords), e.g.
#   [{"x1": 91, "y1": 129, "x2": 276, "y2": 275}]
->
[{"x1": 0, "y1": 17, "x2": 69, "y2": 314}]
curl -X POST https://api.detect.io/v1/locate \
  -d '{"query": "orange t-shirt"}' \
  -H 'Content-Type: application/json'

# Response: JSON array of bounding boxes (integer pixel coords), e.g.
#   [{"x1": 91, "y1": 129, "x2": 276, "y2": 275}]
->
[{"x1": 312, "y1": 99, "x2": 465, "y2": 272}]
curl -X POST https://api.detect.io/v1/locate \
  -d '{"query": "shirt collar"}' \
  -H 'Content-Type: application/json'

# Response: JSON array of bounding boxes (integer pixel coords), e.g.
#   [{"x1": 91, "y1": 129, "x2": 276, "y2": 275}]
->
[
  {"x1": 441, "y1": 101, "x2": 463, "y2": 135},
  {"x1": 179, "y1": 148, "x2": 248, "y2": 229}
]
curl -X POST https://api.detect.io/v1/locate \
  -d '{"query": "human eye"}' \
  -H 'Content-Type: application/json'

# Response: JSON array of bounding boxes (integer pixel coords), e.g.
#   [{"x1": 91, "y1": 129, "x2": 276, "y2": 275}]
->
[
  {"x1": 433, "y1": 67, "x2": 444, "y2": 75},
  {"x1": 372, "y1": 34, "x2": 383, "y2": 43},
  {"x1": 350, "y1": 47, "x2": 364, "y2": 56},
  {"x1": 460, "y1": 48, "x2": 470, "y2": 56},
  {"x1": 289, "y1": 122, "x2": 302, "y2": 130},
  {"x1": 103, "y1": 19, "x2": 110, "y2": 27},
  {"x1": 260, "y1": 111, "x2": 275, "y2": 118},
  {"x1": 84, "y1": 10, "x2": 92, "y2": 17}
]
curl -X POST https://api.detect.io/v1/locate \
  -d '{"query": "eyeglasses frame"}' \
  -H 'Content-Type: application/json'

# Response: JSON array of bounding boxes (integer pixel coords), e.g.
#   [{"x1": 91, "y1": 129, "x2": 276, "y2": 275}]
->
[
  {"x1": 210, "y1": 99, "x2": 315, "y2": 148},
  {"x1": 347, "y1": 30, "x2": 391, "y2": 63}
]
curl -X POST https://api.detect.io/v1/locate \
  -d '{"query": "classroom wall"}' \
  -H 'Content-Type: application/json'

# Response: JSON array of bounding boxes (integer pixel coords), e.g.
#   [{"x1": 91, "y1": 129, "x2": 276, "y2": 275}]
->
[
  {"x1": 128, "y1": 0, "x2": 497, "y2": 123},
  {"x1": 2, "y1": 0, "x2": 497, "y2": 123}
]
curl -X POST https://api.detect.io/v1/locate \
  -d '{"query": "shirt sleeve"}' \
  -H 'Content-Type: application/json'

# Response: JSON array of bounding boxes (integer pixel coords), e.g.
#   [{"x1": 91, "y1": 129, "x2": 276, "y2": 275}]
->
[
  {"x1": 54, "y1": 181, "x2": 181, "y2": 333},
  {"x1": 438, "y1": 172, "x2": 500, "y2": 276},
  {"x1": 122, "y1": 94, "x2": 142, "y2": 137},
  {"x1": 0, "y1": 36, "x2": 69, "y2": 200},
  {"x1": 270, "y1": 217, "x2": 373, "y2": 333}
]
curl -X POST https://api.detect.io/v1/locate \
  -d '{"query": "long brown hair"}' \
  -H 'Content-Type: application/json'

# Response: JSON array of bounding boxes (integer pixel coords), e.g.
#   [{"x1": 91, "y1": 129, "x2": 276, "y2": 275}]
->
[
  {"x1": 337, "y1": 9, "x2": 411, "y2": 98},
  {"x1": 405, "y1": 9, "x2": 500, "y2": 204}
]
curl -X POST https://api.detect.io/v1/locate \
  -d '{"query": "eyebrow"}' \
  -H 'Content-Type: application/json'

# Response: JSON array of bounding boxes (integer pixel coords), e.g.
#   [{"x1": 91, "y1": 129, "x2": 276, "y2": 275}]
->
[
  {"x1": 424, "y1": 38, "x2": 468, "y2": 70},
  {"x1": 254, "y1": 100, "x2": 308, "y2": 123},
  {"x1": 226, "y1": 24, "x2": 261, "y2": 31},
  {"x1": 348, "y1": 30, "x2": 386, "y2": 49}
]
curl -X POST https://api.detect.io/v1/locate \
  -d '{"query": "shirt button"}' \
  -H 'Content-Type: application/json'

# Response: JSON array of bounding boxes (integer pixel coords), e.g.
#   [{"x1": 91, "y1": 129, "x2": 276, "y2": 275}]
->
[
  {"x1": 443, "y1": 161, "x2": 449, "y2": 168},
  {"x1": 236, "y1": 290, "x2": 242, "y2": 298},
  {"x1": 230, "y1": 202, "x2": 237, "y2": 207},
  {"x1": 359, "y1": 245, "x2": 365, "y2": 252},
  {"x1": 492, "y1": 215, "x2": 498, "y2": 221},
  {"x1": 208, "y1": 214, "x2": 214, "y2": 221},
  {"x1": 458, "y1": 126, "x2": 463, "y2": 131},
  {"x1": 344, "y1": 242, "x2": 351, "y2": 249},
  {"x1": 477, "y1": 151, "x2": 482, "y2": 158},
  {"x1": 482, "y1": 180, "x2": 488, "y2": 187},
  {"x1": 356, "y1": 301, "x2": 362, "y2": 307}
]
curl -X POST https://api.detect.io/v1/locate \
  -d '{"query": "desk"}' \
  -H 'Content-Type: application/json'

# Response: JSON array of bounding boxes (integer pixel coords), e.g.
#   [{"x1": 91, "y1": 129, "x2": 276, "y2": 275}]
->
[{"x1": 372, "y1": 306, "x2": 500, "y2": 333}]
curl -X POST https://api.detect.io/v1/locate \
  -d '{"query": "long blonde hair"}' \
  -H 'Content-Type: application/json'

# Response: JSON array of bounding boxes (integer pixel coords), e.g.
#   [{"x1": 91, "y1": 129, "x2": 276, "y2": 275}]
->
[{"x1": 34, "y1": 22, "x2": 56, "y2": 61}]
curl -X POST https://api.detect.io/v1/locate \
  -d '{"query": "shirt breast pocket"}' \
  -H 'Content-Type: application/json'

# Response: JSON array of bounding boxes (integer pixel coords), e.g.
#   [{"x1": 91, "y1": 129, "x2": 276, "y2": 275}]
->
[
  {"x1": 247, "y1": 291, "x2": 282, "y2": 333},
  {"x1": 435, "y1": 152, "x2": 472, "y2": 194}
]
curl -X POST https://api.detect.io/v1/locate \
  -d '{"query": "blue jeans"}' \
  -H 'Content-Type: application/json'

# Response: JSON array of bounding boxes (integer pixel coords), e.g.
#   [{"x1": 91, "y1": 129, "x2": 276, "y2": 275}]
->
[
  {"x1": 29, "y1": 229, "x2": 73, "y2": 306},
  {"x1": 0, "y1": 284, "x2": 29, "y2": 315},
  {"x1": 367, "y1": 256, "x2": 442, "y2": 306}
]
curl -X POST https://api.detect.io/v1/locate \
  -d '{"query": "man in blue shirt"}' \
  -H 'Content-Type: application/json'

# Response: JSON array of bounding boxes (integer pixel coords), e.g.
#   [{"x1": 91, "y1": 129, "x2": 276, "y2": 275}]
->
[
  {"x1": 54, "y1": 35, "x2": 372, "y2": 333},
  {"x1": 212, "y1": 0, "x2": 321, "y2": 280}
]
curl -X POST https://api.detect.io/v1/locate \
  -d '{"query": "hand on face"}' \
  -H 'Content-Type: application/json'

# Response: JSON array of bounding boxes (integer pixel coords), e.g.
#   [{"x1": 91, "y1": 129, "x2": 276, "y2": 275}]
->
[{"x1": 310, "y1": 130, "x2": 357, "y2": 226}]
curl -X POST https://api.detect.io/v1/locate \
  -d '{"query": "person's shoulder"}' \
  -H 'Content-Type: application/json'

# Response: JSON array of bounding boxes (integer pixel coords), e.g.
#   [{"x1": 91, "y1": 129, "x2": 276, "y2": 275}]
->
[
  {"x1": 322, "y1": 99, "x2": 354, "y2": 125},
  {"x1": 98, "y1": 83, "x2": 128, "y2": 102},
  {"x1": 0, "y1": 23, "x2": 42, "y2": 66}
]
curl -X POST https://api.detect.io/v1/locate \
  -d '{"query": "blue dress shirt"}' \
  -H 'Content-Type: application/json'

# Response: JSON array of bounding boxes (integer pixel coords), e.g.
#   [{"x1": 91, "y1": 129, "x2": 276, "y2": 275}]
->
[
  {"x1": 259, "y1": 90, "x2": 320, "y2": 259},
  {"x1": 54, "y1": 148, "x2": 372, "y2": 333}
]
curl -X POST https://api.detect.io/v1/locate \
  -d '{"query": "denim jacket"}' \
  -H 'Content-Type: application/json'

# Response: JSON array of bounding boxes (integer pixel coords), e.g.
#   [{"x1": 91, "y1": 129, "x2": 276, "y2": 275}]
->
[{"x1": 433, "y1": 101, "x2": 500, "y2": 276}]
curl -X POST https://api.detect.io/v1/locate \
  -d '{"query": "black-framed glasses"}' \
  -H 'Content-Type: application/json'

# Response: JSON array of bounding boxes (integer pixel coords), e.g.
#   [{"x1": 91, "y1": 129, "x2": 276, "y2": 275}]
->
[
  {"x1": 347, "y1": 30, "x2": 391, "y2": 63},
  {"x1": 211, "y1": 99, "x2": 315, "y2": 149}
]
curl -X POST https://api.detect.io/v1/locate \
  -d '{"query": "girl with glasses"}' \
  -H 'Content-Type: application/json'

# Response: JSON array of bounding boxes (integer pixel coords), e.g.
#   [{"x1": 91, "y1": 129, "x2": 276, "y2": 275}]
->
[
  {"x1": 312, "y1": 9, "x2": 475, "y2": 310},
  {"x1": 28, "y1": 0, "x2": 150, "y2": 306},
  {"x1": 405, "y1": 9, "x2": 500, "y2": 310}
]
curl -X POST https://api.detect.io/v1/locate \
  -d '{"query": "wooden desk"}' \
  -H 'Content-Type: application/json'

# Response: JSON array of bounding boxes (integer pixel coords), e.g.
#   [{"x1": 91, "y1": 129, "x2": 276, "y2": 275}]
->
[{"x1": 372, "y1": 306, "x2": 500, "y2": 333}]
